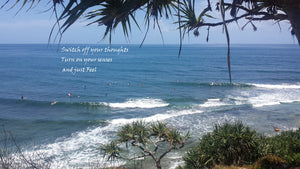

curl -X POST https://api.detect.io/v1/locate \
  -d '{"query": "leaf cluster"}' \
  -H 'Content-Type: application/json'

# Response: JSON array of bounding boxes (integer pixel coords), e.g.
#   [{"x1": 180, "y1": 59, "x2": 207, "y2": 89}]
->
[
  {"x1": 261, "y1": 128, "x2": 300, "y2": 167},
  {"x1": 182, "y1": 122, "x2": 300, "y2": 169},
  {"x1": 183, "y1": 122, "x2": 261, "y2": 168},
  {"x1": 100, "y1": 120, "x2": 189, "y2": 168}
]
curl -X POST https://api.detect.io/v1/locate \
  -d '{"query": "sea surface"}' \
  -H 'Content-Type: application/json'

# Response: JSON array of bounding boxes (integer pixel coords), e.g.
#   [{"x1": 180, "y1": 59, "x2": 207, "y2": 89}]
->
[{"x1": 0, "y1": 44, "x2": 299, "y2": 168}]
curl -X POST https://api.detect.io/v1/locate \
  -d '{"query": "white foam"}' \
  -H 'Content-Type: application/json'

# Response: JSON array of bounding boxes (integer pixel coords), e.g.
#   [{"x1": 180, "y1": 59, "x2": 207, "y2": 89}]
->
[
  {"x1": 22, "y1": 124, "x2": 125, "y2": 169},
  {"x1": 234, "y1": 85, "x2": 300, "y2": 107},
  {"x1": 169, "y1": 160, "x2": 185, "y2": 169},
  {"x1": 168, "y1": 153, "x2": 185, "y2": 169},
  {"x1": 251, "y1": 83, "x2": 300, "y2": 89},
  {"x1": 111, "y1": 109, "x2": 203, "y2": 125},
  {"x1": 248, "y1": 92, "x2": 299, "y2": 107},
  {"x1": 199, "y1": 98, "x2": 230, "y2": 108},
  {"x1": 102, "y1": 98, "x2": 169, "y2": 109},
  {"x1": 24, "y1": 107, "x2": 203, "y2": 168}
]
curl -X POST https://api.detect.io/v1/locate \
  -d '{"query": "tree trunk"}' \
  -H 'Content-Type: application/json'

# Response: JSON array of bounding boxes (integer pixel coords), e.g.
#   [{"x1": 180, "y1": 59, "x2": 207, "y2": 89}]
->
[
  {"x1": 285, "y1": 8, "x2": 300, "y2": 44},
  {"x1": 155, "y1": 161, "x2": 162, "y2": 169},
  {"x1": 279, "y1": 0, "x2": 300, "y2": 44}
]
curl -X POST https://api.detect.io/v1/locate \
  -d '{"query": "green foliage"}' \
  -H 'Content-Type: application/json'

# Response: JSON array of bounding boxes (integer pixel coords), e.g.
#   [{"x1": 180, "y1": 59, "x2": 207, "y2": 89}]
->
[
  {"x1": 100, "y1": 141, "x2": 122, "y2": 161},
  {"x1": 254, "y1": 155, "x2": 288, "y2": 169},
  {"x1": 175, "y1": 0, "x2": 214, "y2": 38},
  {"x1": 100, "y1": 120, "x2": 189, "y2": 169},
  {"x1": 263, "y1": 128, "x2": 300, "y2": 157},
  {"x1": 284, "y1": 153, "x2": 300, "y2": 166},
  {"x1": 116, "y1": 120, "x2": 150, "y2": 144},
  {"x1": 183, "y1": 122, "x2": 262, "y2": 169},
  {"x1": 260, "y1": 128, "x2": 300, "y2": 167},
  {"x1": 182, "y1": 123, "x2": 300, "y2": 169},
  {"x1": 183, "y1": 148, "x2": 213, "y2": 169}
]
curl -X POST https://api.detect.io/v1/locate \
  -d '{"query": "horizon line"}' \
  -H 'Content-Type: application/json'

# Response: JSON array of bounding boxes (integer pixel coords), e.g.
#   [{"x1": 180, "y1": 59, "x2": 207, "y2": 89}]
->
[{"x1": 0, "y1": 43, "x2": 298, "y2": 45}]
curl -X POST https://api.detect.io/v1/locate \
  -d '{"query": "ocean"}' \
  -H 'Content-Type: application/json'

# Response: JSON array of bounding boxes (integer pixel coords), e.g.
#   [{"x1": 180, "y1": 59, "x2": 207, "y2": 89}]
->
[{"x1": 0, "y1": 44, "x2": 299, "y2": 168}]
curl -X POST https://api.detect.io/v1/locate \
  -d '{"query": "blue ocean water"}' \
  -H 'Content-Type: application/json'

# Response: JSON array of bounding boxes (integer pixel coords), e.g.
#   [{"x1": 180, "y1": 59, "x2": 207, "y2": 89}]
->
[{"x1": 0, "y1": 44, "x2": 299, "y2": 168}]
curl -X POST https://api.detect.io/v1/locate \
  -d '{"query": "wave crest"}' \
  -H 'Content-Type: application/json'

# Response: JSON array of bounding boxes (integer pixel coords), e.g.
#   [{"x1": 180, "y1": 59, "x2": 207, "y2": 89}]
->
[{"x1": 102, "y1": 98, "x2": 169, "y2": 109}]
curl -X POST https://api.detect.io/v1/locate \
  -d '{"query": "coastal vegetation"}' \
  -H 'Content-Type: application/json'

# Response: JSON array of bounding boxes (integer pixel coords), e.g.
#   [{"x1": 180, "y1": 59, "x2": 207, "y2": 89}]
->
[
  {"x1": 100, "y1": 121, "x2": 189, "y2": 169},
  {"x1": 179, "y1": 122, "x2": 300, "y2": 169},
  {"x1": 0, "y1": 121, "x2": 299, "y2": 168},
  {"x1": 98, "y1": 121, "x2": 299, "y2": 169}
]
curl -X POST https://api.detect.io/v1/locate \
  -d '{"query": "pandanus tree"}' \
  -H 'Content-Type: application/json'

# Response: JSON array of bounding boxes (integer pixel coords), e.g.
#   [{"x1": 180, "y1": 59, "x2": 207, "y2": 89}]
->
[
  {"x1": 2, "y1": 0, "x2": 300, "y2": 83},
  {"x1": 100, "y1": 121, "x2": 189, "y2": 169}
]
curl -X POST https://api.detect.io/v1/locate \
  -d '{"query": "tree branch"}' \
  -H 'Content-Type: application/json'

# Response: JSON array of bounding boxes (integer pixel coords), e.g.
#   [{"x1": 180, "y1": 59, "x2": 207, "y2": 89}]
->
[
  {"x1": 158, "y1": 144, "x2": 174, "y2": 162},
  {"x1": 196, "y1": 11, "x2": 287, "y2": 28}
]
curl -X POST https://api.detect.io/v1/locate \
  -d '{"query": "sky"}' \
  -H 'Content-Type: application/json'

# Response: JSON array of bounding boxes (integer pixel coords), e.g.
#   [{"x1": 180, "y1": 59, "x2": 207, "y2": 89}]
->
[{"x1": 0, "y1": 0, "x2": 298, "y2": 44}]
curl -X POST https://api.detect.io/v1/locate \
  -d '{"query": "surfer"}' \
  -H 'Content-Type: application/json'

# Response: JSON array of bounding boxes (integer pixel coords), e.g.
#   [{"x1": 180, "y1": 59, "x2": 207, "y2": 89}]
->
[
  {"x1": 21, "y1": 96, "x2": 24, "y2": 100},
  {"x1": 210, "y1": 82, "x2": 214, "y2": 86},
  {"x1": 68, "y1": 93, "x2": 72, "y2": 97},
  {"x1": 51, "y1": 101, "x2": 57, "y2": 105}
]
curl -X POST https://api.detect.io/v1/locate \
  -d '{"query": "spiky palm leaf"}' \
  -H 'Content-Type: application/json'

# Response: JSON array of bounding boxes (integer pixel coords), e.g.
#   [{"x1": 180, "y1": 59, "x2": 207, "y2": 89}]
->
[
  {"x1": 175, "y1": 0, "x2": 198, "y2": 37},
  {"x1": 117, "y1": 120, "x2": 150, "y2": 145},
  {"x1": 175, "y1": 0, "x2": 213, "y2": 38},
  {"x1": 140, "y1": 0, "x2": 176, "y2": 46},
  {"x1": 1, "y1": 0, "x2": 42, "y2": 10},
  {"x1": 85, "y1": 0, "x2": 145, "y2": 44},
  {"x1": 100, "y1": 141, "x2": 122, "y2": 161},
  {"x1": 150, "y1": 121, "x2": 168, "y2": 138}
]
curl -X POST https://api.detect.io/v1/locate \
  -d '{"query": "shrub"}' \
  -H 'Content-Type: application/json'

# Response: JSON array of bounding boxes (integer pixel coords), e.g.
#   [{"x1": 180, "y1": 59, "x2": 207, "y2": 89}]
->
[
  {"x1": 284, "y1": 153, "x2": 300, "y2": 167},
  {"x1": 262, "y1": 128, "x2": 300, "y2": 167},
  {"x1": 254, "y1": 155, "x2": 288, "y2": 169},
  {"x1": 183, "y1": 148, "x2": 213, "y2": 169},
  {"x1": 266, "y1": 128, "x2": 300, "y2": 156},
  {"x1": 183, "y1": 122, "x2": 261, "y2": 168}
]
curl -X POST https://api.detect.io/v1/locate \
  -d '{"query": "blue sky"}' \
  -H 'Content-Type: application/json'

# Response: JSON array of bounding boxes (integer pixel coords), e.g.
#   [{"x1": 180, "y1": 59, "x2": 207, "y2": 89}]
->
[{"x1": 0, "y1": 1, "x2": 297, "y2": 44}]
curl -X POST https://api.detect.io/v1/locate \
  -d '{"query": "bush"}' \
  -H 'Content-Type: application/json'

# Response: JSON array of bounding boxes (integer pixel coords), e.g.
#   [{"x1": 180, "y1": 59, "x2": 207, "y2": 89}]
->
[
  {"x1": 262, "y1": 128, "x2": 300, "y2": 167},
  {"x1": 183, "y1": 148, "x2": 213, "y2": 169},
  {"x1": 182, "y1": 123, "x2": 300, "y2": 169},
  {"x1": 254, "y1": 155, "x2": 288, "y2": 169},
  {"x1": 183, "y1": 122, "x2": 261, "y2": 168},
  {"x1": 266, "y1": 128, "x2": 300, "y2": 155},
  {"x1": 284, "y1": 153, "x2": 300, "y2": 167}
]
